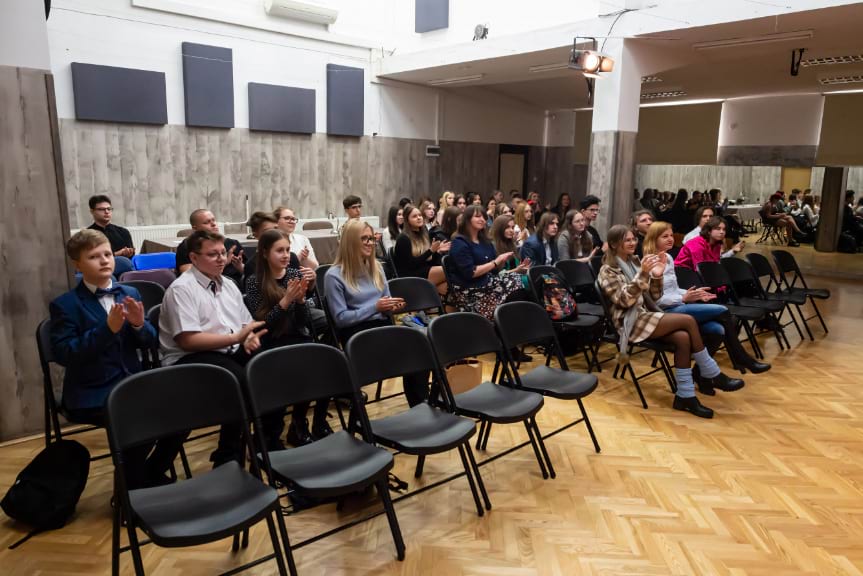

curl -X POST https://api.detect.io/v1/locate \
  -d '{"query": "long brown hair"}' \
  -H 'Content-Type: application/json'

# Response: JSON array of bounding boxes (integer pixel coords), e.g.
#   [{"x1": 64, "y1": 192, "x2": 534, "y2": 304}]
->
[
  {"x1": 604, "y1": 224, "x2": 633, "y2": 267},
  {"x1": 514, "y1": 201, "x2": 535, "y2": 234},
  {"x1": 563, "y1": 209, "x2": 593, "y2": 257},
  {"x1": 255, "y1": 229, "x2": 291, "y2": 319},
  {"x1": 402, "y1": 204, "x2": 431, "y2": 257},
  {"x1": 456, "y1": 205, "x2": 490, "y2": 243},
  {"x1": 440, "y1": 206, "x2": 461, "y2": 239},
  {"x1": 334, "y1": 219, "x2": 385, "y2": 291},
  {"x1": 490, "y1": 214, "x2": 516, "y2": 255},
  {"x1": 642, "y1": 221, "x2": 672, "y2": 257}
]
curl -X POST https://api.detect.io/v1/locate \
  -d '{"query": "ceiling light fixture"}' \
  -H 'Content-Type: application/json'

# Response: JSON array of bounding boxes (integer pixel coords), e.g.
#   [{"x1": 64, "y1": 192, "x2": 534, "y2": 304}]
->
[
  {"x1": 640, "y1": 90, "x2": 687, "y2": 100},
  {"x1": 818, "y1": 75, "x2": 863, "y2": 85},
  {"x1": 802, "y1": 54, "x2": 863, "y2": 67},
  {"x1": 822, "y1": 88, "x2": 863, "y2": 94},
  {"x1": 528, "y1": 63, "x2": 570, "y2": 73},
  {"x1": 642, "y1": 75, "x2": 663, "y2": 83},
  {"x1": 640, "y1": 97, "x2": 724, "y2": 108},
  {"x1": 692, "y1": 29, "x2": 813, "y2": 51},
  {"x1": 427, "y1": 74, "x2": 485, "y2": 86}
]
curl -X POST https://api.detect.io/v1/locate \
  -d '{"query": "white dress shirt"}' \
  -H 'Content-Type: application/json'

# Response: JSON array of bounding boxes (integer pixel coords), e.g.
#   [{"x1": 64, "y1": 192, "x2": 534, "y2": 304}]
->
[
  {"x1": 289, "y1": 232, "x2": 316, "y2": 262},
  {"x1": 159, "y1": 267, "x2": 252, "y2": 366},
  {"x1": 83, "y1": 279, "x2": 115, "y2": 313}
]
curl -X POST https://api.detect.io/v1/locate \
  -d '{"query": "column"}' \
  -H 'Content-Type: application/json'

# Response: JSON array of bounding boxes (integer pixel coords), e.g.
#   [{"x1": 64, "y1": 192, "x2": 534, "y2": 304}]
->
[
  {"x1": 586, "y1": 38, "x2": 643, "y2": 234},
  {"x1": 814, "y1": 167, "x2": 847, "y2": 252},
  {"x1": 0, "y1": 1, "x2": 72, "y2": 440}
]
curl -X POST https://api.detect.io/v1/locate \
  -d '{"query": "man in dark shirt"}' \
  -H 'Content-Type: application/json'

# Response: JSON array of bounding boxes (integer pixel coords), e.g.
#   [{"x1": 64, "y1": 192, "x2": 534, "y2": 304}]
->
[
  {"x1": 176, "y1": 209, "x2": 244, "y2": 287},
  {"x1": 86, "y1": 195, "x2": 135, "y2": 258},
  {"x1": 580, "y1": 195, "x2": 606, "y2": 251}
]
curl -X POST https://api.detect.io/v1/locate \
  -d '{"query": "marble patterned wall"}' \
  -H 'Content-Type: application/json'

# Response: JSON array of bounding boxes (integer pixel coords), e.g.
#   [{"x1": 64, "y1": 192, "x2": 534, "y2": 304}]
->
[
  {"x1": 634, "y1": 164, "x2": 782, "y2": 204},
  {"x1": 810, "y1": 166, "x2": 863, "y2": 197},
  {"x1": 59, "y1": 120, "x2": 501, "y2": 228}
]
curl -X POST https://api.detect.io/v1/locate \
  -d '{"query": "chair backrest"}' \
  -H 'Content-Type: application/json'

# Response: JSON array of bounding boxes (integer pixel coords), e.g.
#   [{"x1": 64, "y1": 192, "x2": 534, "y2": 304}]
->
[
  {"x1": 526, "y1": 264, "x2": 559, "y2": 303},
  {"x1": 720, "y1": 257, "x2": 762, "y2": 298},
  {"x1": 745, "y1": 252, "x2": 779, "y2": 291},
  {"x1": 346, "y1": 325, "x2": 438, "y2": 386},
  {"x1": 589, "y1": 253, "x2": 603, "y2": 276},
  {"x1": 440, "y1": 254, "x2": 460, "y2": 287},
  {"x1": 176, "y1": 228, "x2": 193, "y2": 238},
  {"x1": 494, "y1": 301, "x2": 557, "y2": 350},
  {"x1": 113, "y1": 256, "x2": 134, "y2": 278},
  {"x1": 315, "y1": 263, "x2": 332, "y2": 298},
  {"x1": 696, "y1": 261, "x2": 738, "y2": 304},
  {"x1": 386, "y1": 246, "x2": 399, "y2": 278},
  {"x1": 132, "y1": 252, "x2": 176, "y2": 271},
  {"x1": 388, "y1": 277, "x2": 442, "y2": 314},
  {"x1": 106, "y1": 364, "x2": 246, "y2": 452},
  {"x1": 303, "y1": 220, "x2": 333, "y2": 231},
  {"x1": 246, "y1": 344, "x2": 359, "y2": 417},
  {"x1": 555, "y1": 259, "x2": 594, "y2": 290},
  {"x1": 428, "y1": 312, "x2": 501, "y2": 365},
  {"x1": 147, "y1": 304, "x2": 161, "y2": 333},
  {"x1": 118, "y1": 268, "x2": 176, "y2": 289},
  {"x1": 36, "y1": 320, "x2": 61, "y2": 414},
  {"x1": 674, "y1": 266, "x2": 703, "y2": 290},
  {"x1": 119, "y1": 280, "x2": 165, "y2": 313},
  {"x1": 770, "y1": 249, "x2": 806, "y2": 288}
]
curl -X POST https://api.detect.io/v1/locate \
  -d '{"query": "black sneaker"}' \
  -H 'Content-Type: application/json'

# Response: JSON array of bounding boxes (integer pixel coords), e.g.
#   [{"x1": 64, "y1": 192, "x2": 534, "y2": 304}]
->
[
  {"x1": 311, "y1": 420, "x2": 334, "y2": 441},
  {"x1": 286, "y1": 419, "x2": 314, "y2": 447}
]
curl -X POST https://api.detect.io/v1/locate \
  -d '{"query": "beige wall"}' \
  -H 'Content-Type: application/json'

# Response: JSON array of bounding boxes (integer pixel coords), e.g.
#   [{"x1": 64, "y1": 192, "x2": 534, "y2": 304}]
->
[
  {"x1": 817, "y1": 93, "x2": 863, "y2": 166},
  {"x1": 636, "y1": 103, "x2": 722, "y2": 165}
]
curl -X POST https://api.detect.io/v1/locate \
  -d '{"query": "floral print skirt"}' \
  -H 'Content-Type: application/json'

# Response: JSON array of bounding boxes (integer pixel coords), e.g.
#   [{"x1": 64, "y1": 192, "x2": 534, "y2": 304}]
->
[{"x1": 450, "y1": 272, "x2": 525, "y2": 321}]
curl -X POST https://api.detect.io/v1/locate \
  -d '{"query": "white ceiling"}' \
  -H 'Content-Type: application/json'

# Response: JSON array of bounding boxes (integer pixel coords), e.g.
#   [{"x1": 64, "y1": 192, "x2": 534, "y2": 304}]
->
[{"x1": 378, "y1": 3, "x2": 863, "y2": 111}]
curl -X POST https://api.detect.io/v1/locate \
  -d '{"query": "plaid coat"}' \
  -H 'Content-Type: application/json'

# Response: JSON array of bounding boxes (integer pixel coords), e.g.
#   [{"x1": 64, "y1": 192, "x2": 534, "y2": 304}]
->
[{"x1": 598, "y1": 262, "x2": 665, "y2": 343}]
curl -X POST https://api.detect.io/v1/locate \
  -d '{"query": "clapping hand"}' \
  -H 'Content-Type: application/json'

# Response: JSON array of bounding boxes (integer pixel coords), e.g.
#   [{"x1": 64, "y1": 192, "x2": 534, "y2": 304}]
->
[
  {"x1": 732, "y1": 240, "x2": 745, "y2": 253},
  {"x1": 375, "y1": 297, "x2": 405, "y2": 313},
  {"x1": 107, "y1": 303, "x2": 126, "y2": 333},
  {"x1": 123, "y1": 296, "x2": 145, "y2": 327},
  {"x1": 237, "y1": 320, "x2": 268, "y2": 353},
  {"x1": 439, "y1": 240, "x2": 451, "y2": 253},
  {"x1": 431, "y1": 239, "x2": 442, "y2": 253},
  {"x1": 683, "y1": 286, "x2": 716, "y2": 303},
  {"x1": 514, "y1": 257, "x2": 531, "y2": 273},
  {"x1": 299, "y1": 246, "x2": 310, "y2": 261}
]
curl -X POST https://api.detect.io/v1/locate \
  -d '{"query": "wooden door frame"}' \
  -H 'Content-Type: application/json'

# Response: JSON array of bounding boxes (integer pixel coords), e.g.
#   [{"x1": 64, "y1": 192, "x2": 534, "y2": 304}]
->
[{"x1": 498, "y1": 144, "x2": 529, "y2": 196}]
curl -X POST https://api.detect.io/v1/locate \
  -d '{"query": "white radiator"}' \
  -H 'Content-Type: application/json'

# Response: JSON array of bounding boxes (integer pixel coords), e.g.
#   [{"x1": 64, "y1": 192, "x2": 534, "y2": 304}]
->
[{"x1": 127, "y1": 224, "x2": 191, "y2": 248}]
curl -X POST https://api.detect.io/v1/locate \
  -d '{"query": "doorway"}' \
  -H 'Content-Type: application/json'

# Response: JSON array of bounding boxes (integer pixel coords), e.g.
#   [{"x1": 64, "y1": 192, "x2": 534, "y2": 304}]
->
[{"x1": 498, "y1": 145, "x2": 528, "y2": 197}]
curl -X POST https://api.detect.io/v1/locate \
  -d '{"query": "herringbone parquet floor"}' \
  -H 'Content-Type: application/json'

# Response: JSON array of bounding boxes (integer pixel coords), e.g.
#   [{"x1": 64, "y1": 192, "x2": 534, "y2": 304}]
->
[{"x1": 2, "y1": 275, "x2": 862, "y2": 575}]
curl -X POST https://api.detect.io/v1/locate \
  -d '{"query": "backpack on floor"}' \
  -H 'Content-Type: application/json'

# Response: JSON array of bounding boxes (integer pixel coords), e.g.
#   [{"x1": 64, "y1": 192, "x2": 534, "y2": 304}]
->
[
  {"x1": 838, "y1": 232, "x2": 857, "y2": 253},
  {"x1": 1, "y1": 439, "x2": 90, "y2": 548},
  {"x1": 539, "y1": 273, "x2": 577, "y2": 321}
]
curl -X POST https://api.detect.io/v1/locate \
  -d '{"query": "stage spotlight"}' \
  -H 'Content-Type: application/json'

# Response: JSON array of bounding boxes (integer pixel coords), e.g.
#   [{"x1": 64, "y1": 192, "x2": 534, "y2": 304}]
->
[{"x1": 569, "y1": 49, "x2": 614, "y2": 78}]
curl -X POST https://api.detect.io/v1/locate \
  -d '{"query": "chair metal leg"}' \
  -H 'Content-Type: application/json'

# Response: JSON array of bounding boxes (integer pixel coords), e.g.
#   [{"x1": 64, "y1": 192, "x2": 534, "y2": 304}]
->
[
  {"x1": 376, "y1": 478, "x2": 406, "y2": 561},
  {"x1": 456, "y1": 445, "x2": 484, "y2": 517},
  {"x1": 795, "y1": 304, "x2": 814, "y2": 341},
  {"x1": 627, "y1": 363, "x2": 649, "y2": 409},
  {"x1": 480, "y1": 421, "x2": 492, "y2": 450},
  {"x1": 463, "y1": 442, "x2": 492, "y2": 511},
  {"x1": 179, "y1": 445, "x2": 192, "y2": 479},
  {"x1": 529, "y1": 417, "x2": 556, "y2": 479},
  {"x1": 111, "y1": 486, "x2": 121, "y2": 576},
  {"x1": 242, "y1": 528, "x2": 250, "y2": 548},
  {"x1": 264, "y1": 514, "x2": 289, "y2": 575},
  {"x1": 784, "y1": 305, "x2": 805, "y2": 341},
  {"x1": 475, "y1": 420, "x2": 486, "y2": 451},
  {"x1": 578, "y1": 398, "x2": 601, "y2": 453},
  {"x1": 125, "y1": 515, "x2": 146, "y2": 575},
  {"x1": 375, "y1": 380, "x2": 383, "y2": 401},
  {"x1": 273, "y1": 502, "x2": 299, "y2": 576},
  {"x1": 414, "y1": 455, "x2": 425, "y2": 478},
  {"x1": 810, "y1": 298, "x2": 829, "y2": 333},
  {"x1": 523, "y1": 419, "x2": 548, "y2": 479}
]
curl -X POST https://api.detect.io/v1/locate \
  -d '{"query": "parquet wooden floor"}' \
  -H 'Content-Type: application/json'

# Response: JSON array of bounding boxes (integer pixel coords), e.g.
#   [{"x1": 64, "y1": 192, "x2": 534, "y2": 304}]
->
[{"x1": 2, "y1": 275, "x2": 862, "y2": 575}]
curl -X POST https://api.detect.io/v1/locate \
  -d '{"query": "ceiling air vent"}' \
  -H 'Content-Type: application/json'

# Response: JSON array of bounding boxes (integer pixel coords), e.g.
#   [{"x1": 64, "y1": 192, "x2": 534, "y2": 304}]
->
[
  {"x1": 802, "y1": 54, "x2": 863, "y2": 67},
  {"x1": 819, "y1": 75, "x2": 863, "y2": 85},
  {"x1": 641, "y1": 90, "x2": 686, "y2": 100},
  {"x1": 263, "y1": 0, "x2": 338, "y2": 25}
]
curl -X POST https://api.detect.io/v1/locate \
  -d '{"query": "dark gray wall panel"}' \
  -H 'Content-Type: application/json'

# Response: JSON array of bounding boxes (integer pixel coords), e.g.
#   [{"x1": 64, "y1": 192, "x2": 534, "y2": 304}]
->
[
  {"x1": 326, "y1": 64, "x2": 363, "y2": 137},
  {"x1": 182, "y1": 42, "x2": 234, "y2": 128},
  {"x1": 248, "y1": 83, "x2": 315, "y2": 134},
  {"x1": 415, "y1": 0, "x2": 449, "y2": 33},
  {"x1": 71, "y1": 62, "x2": 167, "y2": 125}
]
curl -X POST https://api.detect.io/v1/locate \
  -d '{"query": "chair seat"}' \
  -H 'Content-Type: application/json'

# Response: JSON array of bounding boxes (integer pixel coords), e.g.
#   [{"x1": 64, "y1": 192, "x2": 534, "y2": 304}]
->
[
  {"x1": 556, "y1": 315, "x2": 602, "y2": 330},
  {"x1": 576, "y1": 303, "x2": 605, "y2": 317},
  {"x1": 129, "y1": 461, "x2": 278, "y2": 547},
  {"x1": 737, "y1": 297, "x2": 784, "y2": 313},
  {"x1": 788, "y1": 286, "x2": 830, "y2": 299},
  {"x1": 765, "y1": 290, "x2": 807, "y2": 305},
  {"x1": 724, "y1": 304, "x2": 765, "y2": 321},
  {"x1": 265, "y1": 431, "x2": 393, "y2": 499},
  {"x1": 637, "y1": 339, "x2": 675, "y2": 352},
  {"x1": 371, "y1": 403, "x2": 476, "y2": 454},
  {"x1": 454, "y1": 382, "x2": 543, "y2": 423},
  {"x1": 517, "y1": 365, "x2": 598, "y2": 399}
]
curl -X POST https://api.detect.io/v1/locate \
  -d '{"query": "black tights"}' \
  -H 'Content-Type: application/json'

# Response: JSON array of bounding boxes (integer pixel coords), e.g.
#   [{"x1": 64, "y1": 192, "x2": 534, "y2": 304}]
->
[{"x1": 648, "y1": 313, "x2": 705, "y2": 368}]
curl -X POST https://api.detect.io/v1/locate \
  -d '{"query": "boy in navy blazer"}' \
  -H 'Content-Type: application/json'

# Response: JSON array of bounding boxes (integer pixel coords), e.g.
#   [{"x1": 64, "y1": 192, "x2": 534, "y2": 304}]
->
[
  {"x1": 520, "y1": 212, "x2": 561, "y2": 266},
  {"x1": 50, "y1": 229, "x2": 183, "y2": 488}
]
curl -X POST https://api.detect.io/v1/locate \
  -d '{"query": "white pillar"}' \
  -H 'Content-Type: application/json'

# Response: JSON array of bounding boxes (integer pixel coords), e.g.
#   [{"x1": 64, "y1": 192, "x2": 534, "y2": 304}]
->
[{"x1": 0, "y1": 0, "x2": 51, "y2": 70}]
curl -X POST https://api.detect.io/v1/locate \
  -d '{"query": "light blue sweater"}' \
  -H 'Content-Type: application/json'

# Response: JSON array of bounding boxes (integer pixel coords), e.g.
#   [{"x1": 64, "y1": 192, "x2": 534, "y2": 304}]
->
[{"x1": 324, "y1": 264, "x2": 391, "y2": 328}]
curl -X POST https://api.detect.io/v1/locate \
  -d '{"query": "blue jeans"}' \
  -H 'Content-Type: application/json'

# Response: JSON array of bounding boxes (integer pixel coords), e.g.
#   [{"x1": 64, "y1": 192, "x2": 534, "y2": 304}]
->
[{"x1": 665, "y1": 303, "x2": 726, "y2": 335}]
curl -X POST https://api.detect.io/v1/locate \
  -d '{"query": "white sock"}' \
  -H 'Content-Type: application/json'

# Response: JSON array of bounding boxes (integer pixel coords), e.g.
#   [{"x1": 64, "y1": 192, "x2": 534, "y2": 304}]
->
[{"x1": 693, "y1": 348, "x2": 720, "y2": 379}]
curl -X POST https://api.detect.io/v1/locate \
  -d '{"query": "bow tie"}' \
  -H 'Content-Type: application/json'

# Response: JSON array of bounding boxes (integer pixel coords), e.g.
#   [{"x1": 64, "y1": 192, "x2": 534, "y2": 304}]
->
[{"x1": 94, "y1": 286, "x2": 123, "y2": 297}]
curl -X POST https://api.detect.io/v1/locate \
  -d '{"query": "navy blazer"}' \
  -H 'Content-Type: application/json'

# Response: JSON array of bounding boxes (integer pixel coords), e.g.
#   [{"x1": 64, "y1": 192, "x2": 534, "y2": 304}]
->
[
  {"x1": 520, "y1": 234, "x2": 559, "y2": 267},
  {"x1": 49, "y1": 282, "x2": 156, "y2": 411}
]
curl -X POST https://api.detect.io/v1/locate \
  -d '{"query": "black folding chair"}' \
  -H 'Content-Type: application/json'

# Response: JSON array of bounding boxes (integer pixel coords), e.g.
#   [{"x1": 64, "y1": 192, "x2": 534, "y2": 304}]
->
[
  {"x1": 118, "y1": 280, "x2": 165, "y2": 315},
  {"x1": 593, "y1": 281, "x2": 677, "y2": 408},
  {"x1": 554, "y1": 259, "x2": 606, "y2": 318},
  {"x1": 106, "y1": 364, "x2": 289, "y2": 576},
  {"x1": 428, "y1": 312, "x2": 551, "y2": 478},
  {"x1": 756, "y1": 214, "x2": 786, "y2": 245},
  {"x1": 384, "y1": 246, "x2": 399, "y2": 279},
  {"x1": 346, "y1": 326, "x2": 491, "y2": 516},
  {"x1": 717, "y1": 258, "x2": 792, "y2": 349},
  {"x1": 771, "y1": 249, "x2": 830, "y2": 334},
  {"x1": 674, "y1": 266, "x2": 703, "y2": 290},
  {"x1": 494, "y1": 301, "x2": 601, "y2": 454},
  {"x1": 746, "y1": 252, "x2": 813, "y2": 340},
  {"x1": 246, "y1": 344, "x2": 404, "y2": 565}
]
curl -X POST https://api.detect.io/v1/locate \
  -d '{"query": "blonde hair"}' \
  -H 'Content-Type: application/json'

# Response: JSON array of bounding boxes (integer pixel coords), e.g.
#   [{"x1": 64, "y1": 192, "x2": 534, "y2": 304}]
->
[
  {"x1": 67, "y1": 229, "x2": 110, "y2": 260},
  {"x1": 642, "y1": 221, "x2": 672, "y2": 257},
  {"x1": 334, "y1": 219, "x2": 385, "y2": 292},
  {"x1": 439, "y1": 191, "x2": 454, "y2": 210},
  {"x1": 514, "y1": 202, "x2": 535, "y2": 234},
  {"x1": 403, "y1": 204, "x2": 431, "y2": 257}
]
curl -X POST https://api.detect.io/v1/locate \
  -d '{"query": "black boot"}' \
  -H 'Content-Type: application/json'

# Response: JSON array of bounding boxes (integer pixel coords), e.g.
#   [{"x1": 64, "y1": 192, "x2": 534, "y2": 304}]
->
[
  {"x1": 672, "y1": 395, "x2": 714, "y2": 418},
  {"x1": 699, "y1": 371, "x2": 745, "y2": 394},
  {"x1": 720, "y1": 312, "x2": 771, "y2": 374},
  {"x1": 286, "y1": 418, "x2": 313, "y2": 447}
]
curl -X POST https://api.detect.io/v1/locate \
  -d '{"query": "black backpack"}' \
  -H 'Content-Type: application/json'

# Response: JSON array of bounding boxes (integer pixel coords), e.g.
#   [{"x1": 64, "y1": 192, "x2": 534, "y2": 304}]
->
[{"x1": 1, "y1": 439, "x2": 90, "y2": 548}]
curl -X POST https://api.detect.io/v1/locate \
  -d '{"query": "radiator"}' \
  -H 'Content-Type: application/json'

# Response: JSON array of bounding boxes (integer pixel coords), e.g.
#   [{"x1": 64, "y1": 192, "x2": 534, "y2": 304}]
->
[{"x1": 127, "y1": 224, "x2": 191, "y2": 248}]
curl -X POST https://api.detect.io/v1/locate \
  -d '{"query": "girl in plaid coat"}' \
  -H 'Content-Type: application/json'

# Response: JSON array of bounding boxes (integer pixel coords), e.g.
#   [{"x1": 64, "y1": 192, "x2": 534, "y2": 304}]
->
[{"x1": 598, "y1": 225, "x2": 744, "y2": 419}]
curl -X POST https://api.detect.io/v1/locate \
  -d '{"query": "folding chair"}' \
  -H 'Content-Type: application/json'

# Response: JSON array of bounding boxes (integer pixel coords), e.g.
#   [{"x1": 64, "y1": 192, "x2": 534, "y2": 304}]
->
[
  {"x1": 746, "y1": 252, "x2": 813, "y2": 340},
  {"x1": 118, "y1": 280, "x2": 165, "y2": 315},
  {"x1": 246, "y1": 344, "x2": 404, "y2": 565},
  {"x1": 106, "y1": 364, "x2": 289, "y2": 576},
  {"x1": 428, "y1": 312, "x2": 551, "y2": 478},
  {"x1": 771, "y1": 249, "x2": 830, "y2": 334},
  {"x1": 384, "y1": 246, "x2": 399, "y2": 279},
  {"x1": 346, "y1": 326, "x2": 491, "y2": 516},
  {"x1": 119, "y1": 268, "x2": 176, "y2": 289},
  {"x1": 674, "y1": 266, "x2": 703, "y2": 290},
  {"x1": 554, "y1": 259, "x2": 606, "y2": 318},
  {"x1": 756, "y1": 214, "x2": 786, "y2": 245},
  {"x1": 494, "y1": 301, "x2": 601, "y2": 454},
  {"x1": 131, "y1": 252, "x2": 176, "y2": 271}
]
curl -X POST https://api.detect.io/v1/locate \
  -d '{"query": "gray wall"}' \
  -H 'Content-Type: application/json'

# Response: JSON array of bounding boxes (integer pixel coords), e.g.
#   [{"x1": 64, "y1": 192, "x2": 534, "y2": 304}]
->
[
  {"x1": 60, "y1": 120, "x2": 502, "y2": 228},
  {"x1": 634, "y1": 165, "x2": 781, "y2": 204}
]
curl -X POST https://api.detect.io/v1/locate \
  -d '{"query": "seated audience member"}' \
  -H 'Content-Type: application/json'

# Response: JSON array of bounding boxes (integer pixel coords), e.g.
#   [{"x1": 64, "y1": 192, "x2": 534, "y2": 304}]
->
[
  {"x1": 454, "y1": 194, "x2": 467, "y2": 212},
  {"x1": 632, "y1": 209, "x2": 655, "y2": 258},
  {"x1": 381, "y1": 205, "x2": 403, "y2": 252},
  {"x1": 856, "y1": 197, "x2": 863, "y2": 218},
  {"x1": 843, "y1": 190, "x2": 863, "y2": 247},
  {"x1": 274, "y1": 206, "x2": 319, "y2": 269},
  {"x1": 344, "y1": 195, "x2": 364, "y2": 221},
  {"x1": 800, "y1": 195, "x2": 820, "y2": 229},
  {"x1": 398, "y1": 196, "x2": 413, "y2": 210},
  {"x1": 513, "y1": 201, "x2": 536, "y2": 247},
  {"x1": 87, "y1": 195, "x2": 135, "y2": 259},
  {"x1": 244, "y1": 211, "x2": 279, "y2": 276},
  {"x1": 436, "y1": 191, "x2": 455, "y2": 225},
  {"x1": 421, "y1": 200, "x2": 438, "y2": 230},
  {"x1": 160, "y1": 230, "x2": 274, "y2": 465},
  {"x1": 675, "y1": 217, "x2": 739, "y2": 271},
  {"x1": 393, "y1": 204, "x2": 449, "y2": 292},
  {"x1": 682, "y1": 206, "x2": 744, "y2": 257},
  {"x1": 490, "y1": 214, "x2": 530, "y2": 288},
  {"x1": 485, "y1": 197, "x2": 498, "y2": 228},
  {"x1": 762, "y1": 193, "x2": 802, "y2": 247},
  {"x1": 558, "y1": 209, "x2": 598, "y2": 262},
  {"x1": 580, "y1": 195, "x2": 605, "y2": 250},
  {"x1": 435, "y1": 206, "x2": 461, "y2": 242},
  {"x1": 495, "y1": 201, "x2": 513, "y2": 217},
  {"x1": 245, "y1": 229, "x2": 331, "y2": 445},
  {"x1": 643, "y1": 222, "x2": 769, "y2": 375},
  {"x1": 176, "y1": 209, "x2": 244, "y2": 286},
  {"x1": 491, "y1": 189, "x2": 505, "y2": 205},
  {"x1": 553, "y1": 193, "x2": 572, "y2": 219},
  {"x1": 448, "y1": 206, "x2": 528, "y2": 326},
  {"x1": 50, "y1": 230, "x2": 182, "y2": 488},
  {"x1": 467, "y1": 192, "x2": 483, "y2": 206},
  {"x1": 598, "y1": 225, "x2": 743, "y2": 420},
  {"x1": 521, "y1": 211, "x2": 560, "y2": 266}
]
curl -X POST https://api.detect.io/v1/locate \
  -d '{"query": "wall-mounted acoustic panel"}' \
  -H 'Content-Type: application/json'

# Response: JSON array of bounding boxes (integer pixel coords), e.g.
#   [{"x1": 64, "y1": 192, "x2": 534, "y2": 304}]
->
[
  {"x1": 71, "y1": 62, "x2": 167, "y2": 125},
  {"x1": 248, "y1": 82, "x2": 315, "y2": 134},
  {"x1": 415, "y1": 0, "x2": 449, "y2": 33},
  {"x1": 182, "y1": 42, "x2": 234, "y2": 128},
  {"x1": 326, "y1": 64, "x2": 363, "y2": 137}
]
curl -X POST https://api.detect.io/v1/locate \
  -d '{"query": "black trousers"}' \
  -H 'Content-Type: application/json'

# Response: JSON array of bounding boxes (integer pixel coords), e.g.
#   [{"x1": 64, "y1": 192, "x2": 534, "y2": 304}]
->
[
  {"x1": 339, "y1": 318, "x2": 429, "y2": 407},
  {"x1": 65, "y1": 405, "x2": 187, "y2": 490}
]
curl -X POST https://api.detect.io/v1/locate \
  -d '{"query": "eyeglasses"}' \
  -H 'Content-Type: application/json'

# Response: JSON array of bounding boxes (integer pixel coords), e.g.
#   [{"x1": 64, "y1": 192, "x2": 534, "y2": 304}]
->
[
  {"x1": 282, "y1": 216, "x2": 298, "y2": 223},
  {"x1": 360, "y1": 235, "x2": 375, "y2": 244},
  {"x1": 93, "y1": 207, "x2": 113, "y2": 212},
  {"x1": 196, "y1": 251, "x2": 227, "y2": 259}
]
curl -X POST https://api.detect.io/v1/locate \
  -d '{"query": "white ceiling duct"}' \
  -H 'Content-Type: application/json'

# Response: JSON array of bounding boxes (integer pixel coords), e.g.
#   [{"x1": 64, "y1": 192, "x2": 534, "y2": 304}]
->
[{"x1": 263, "y1": 0, "x2": 338, "y2": 26}]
